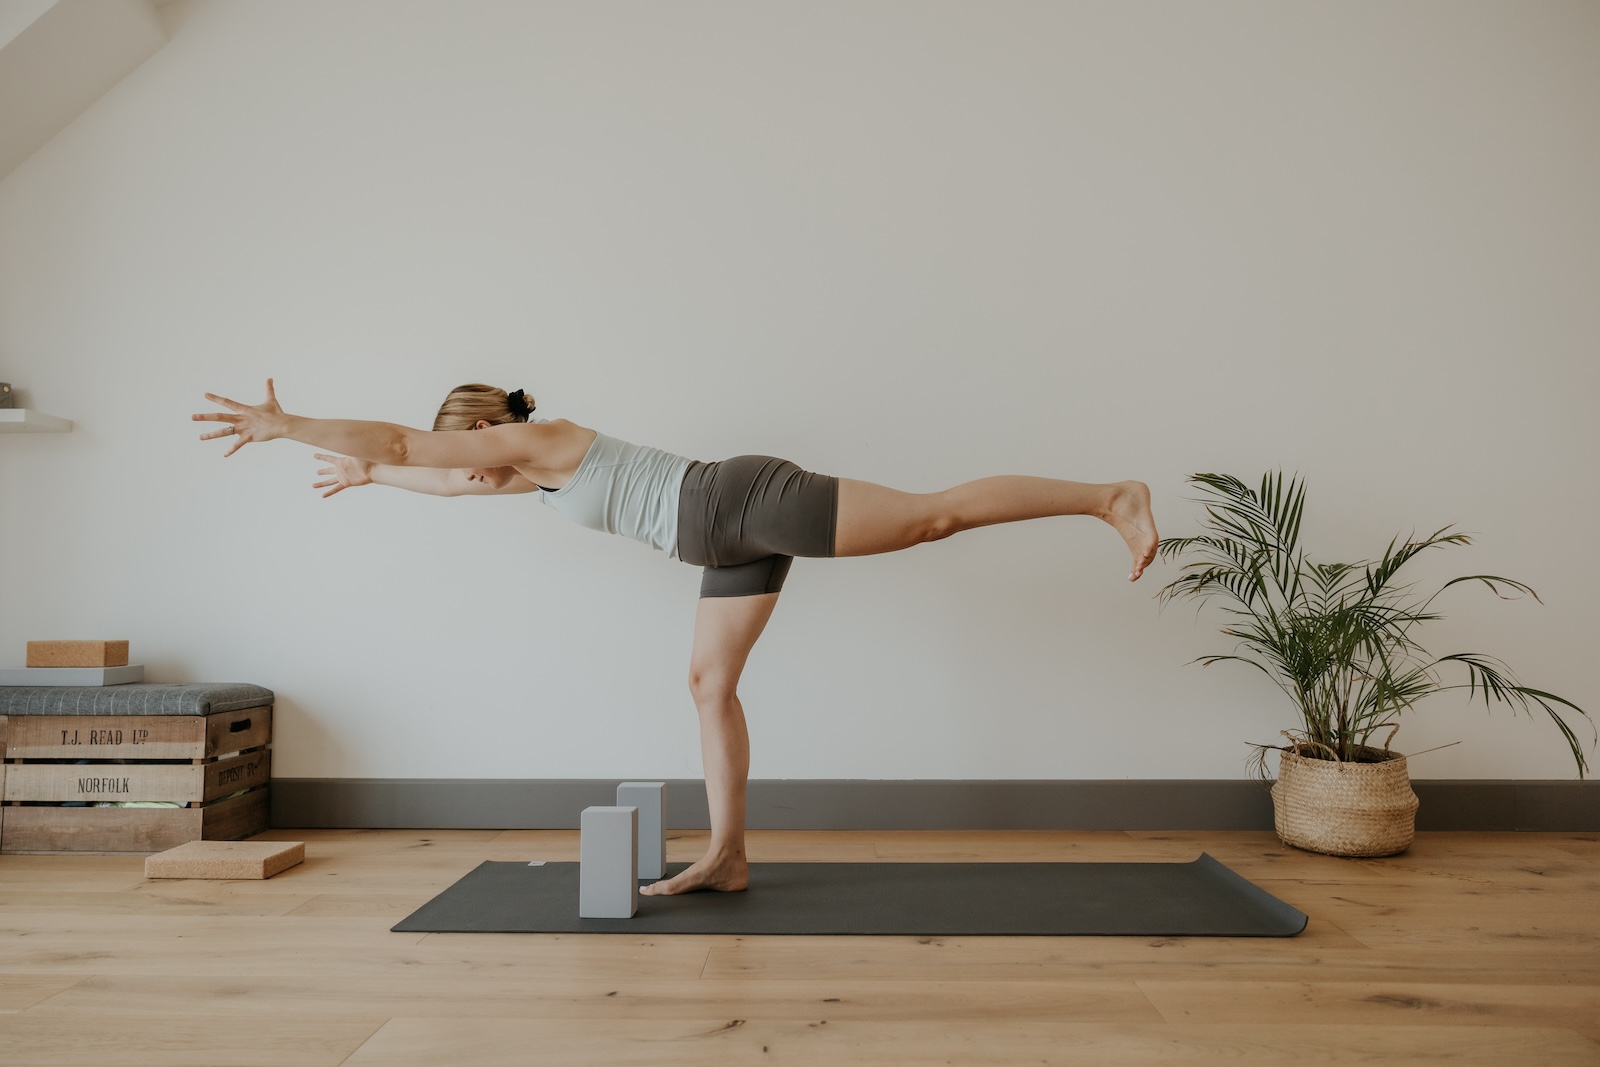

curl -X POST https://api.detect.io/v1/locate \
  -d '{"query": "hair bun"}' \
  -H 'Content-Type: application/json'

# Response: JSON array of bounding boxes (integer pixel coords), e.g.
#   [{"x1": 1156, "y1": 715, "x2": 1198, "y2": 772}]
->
[{"x1": 506, "y1": 388, "x2": 532, "y2": 419}]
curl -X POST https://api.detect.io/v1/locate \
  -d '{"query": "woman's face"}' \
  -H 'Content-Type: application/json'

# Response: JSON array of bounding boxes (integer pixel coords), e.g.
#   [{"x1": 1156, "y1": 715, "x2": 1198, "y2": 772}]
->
[
  {"x1": 465, "y1": 465, "x2": 516, "y2": 489},
  {"x1": 464, "y1": 418, "x2": 514, "y2": 488}
]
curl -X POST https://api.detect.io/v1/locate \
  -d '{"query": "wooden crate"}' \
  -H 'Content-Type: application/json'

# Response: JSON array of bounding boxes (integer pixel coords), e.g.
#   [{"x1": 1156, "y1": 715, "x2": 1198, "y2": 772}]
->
[{"x1": 0, "y1": 685, "x2": 273, "y2": 854}]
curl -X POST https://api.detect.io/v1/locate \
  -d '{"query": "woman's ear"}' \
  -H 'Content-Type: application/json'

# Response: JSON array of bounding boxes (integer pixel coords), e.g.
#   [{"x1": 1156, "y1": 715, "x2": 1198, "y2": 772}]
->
[{"x1": 473, "y1": 419, "x2": 492, "y2": 430}]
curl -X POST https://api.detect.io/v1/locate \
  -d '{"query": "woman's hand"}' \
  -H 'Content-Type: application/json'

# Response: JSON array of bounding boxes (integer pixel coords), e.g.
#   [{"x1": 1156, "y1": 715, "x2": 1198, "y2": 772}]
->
[
  {"x1": 312, "y1": 453, "x2": 374, "y2": 498},
  {"x1": 193, "y1": 379, "x2": 288, "y2": 457}
]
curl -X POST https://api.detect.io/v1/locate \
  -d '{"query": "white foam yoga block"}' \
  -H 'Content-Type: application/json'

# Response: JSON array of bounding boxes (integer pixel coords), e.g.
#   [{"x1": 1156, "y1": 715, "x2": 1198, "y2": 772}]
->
[
  {"x1": 579, "y1": 805, "x2": 638, "y2": 918},
  {"x1": 616, "y1": 781, "x2": 666, "y2": 881}
]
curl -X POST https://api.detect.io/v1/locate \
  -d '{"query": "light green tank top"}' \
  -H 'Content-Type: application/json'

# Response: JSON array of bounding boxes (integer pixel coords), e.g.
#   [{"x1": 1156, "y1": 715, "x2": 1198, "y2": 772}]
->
[{"x1": 539, "y1": 428, "x2": 695, "y2": 559}]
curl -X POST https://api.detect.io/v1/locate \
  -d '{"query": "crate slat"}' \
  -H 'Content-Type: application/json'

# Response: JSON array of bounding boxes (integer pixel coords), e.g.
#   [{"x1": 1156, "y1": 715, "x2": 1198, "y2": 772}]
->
[
  {"x1": 0, "y1": 788, "x2": 270, "y2": 853},
  {"x1": 4, "y1": 707, "x2": 270, "y2": 760},
  {"x1": 4, "y1": 750, "x2": 270, "y2": 804}
]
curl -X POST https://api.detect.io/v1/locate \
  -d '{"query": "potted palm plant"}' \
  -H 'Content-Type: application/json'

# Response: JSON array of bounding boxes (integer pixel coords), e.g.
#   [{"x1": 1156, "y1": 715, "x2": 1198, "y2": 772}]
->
[{"x1": 1157, "y1": 472, "x2": 1591, "y2": 857}]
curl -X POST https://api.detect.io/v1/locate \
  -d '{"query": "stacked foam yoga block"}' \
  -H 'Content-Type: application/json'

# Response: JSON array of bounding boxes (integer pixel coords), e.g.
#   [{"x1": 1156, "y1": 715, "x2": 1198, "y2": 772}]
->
[
  {"x1": 579, "y1": 782, "x2": 667, "y2": 918},
  {"x1": 0, "y1": 639, "x2": 145, "y2": 686}
]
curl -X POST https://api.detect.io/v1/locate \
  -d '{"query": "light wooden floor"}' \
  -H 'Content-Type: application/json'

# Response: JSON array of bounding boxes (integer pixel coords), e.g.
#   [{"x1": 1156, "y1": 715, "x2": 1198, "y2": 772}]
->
[{"x1": 1, "y1": 828, "x2": 1596, "y2": 1066}]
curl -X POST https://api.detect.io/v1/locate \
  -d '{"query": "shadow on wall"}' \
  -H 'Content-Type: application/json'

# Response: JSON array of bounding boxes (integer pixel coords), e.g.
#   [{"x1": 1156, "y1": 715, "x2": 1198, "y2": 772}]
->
[{"x1": 256, "y1": 691, "x2": 344, "y2": 782}]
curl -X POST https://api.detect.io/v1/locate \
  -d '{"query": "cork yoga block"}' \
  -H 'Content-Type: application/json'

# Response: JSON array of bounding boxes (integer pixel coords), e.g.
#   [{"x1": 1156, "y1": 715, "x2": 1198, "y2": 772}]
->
[
  {"x1": 26, "y1": 640, "x2": 130, "y2": 668},
  {"x1": 145, "y1": 839, "x2": 305, "y2": 880}
]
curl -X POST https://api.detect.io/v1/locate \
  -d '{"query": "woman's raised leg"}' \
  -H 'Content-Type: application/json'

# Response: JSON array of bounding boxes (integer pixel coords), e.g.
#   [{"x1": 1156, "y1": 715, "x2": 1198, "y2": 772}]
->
[
  {"x1": 833, "y1": 476, "x2": 1159, "y2": 580},
  {"x1": 640, "y1": 591, "x2": 780, "y2": 897}
]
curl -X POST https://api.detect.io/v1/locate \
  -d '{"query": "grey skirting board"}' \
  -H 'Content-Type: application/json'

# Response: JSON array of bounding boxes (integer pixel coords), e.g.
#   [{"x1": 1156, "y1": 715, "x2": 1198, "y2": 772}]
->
[{"x1": 270, "y1": 778, "x2": 1600, "y2": 832}]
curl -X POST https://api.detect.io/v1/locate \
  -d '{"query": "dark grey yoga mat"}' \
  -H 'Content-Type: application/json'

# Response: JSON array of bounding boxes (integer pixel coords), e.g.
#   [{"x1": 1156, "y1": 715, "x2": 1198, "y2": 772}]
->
[{"x1": 392, "y1": 854, "x2": 1307, "y2": 936}]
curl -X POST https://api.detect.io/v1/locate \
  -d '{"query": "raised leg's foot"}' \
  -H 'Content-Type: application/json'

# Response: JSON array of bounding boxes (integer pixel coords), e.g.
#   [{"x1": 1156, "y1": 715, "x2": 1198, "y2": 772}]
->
[
  {"x1": 1105, "y1": 480, "x2": 1158, "y2": 582},
  {"x1": 639, "y1": 850, "x2": 750, "y2": 896}
]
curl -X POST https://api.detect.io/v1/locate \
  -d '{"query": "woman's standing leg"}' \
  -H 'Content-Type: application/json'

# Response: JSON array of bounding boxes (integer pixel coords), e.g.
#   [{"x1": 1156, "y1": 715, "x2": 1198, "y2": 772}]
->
[
  {"x1": 833, "y1": 477, "x2": 1159, "y2": 580},
  {"x1": 640, "y1": 591, "x2": 780, "y2": 896}
]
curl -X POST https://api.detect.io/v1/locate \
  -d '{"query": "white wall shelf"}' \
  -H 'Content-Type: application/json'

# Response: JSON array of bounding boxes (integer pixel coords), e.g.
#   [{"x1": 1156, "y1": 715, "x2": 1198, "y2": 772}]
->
[{"x1": 0, "y1": 409, "x2": 73, "y2": 433}]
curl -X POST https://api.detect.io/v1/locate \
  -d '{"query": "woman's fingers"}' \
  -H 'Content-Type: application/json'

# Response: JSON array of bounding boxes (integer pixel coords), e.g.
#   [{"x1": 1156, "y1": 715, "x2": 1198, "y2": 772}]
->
[
  {"x1": 202, "y1": 392, "x2": 247, "y2": 411},
  {"x1": 194, "y1": 405, "x2": 246, "y2": 452},
  {"x1": 197, "y1": 418, "x2": 248, "y2": 455},
  {"x1": 312, "y1": 454, "x2": 364, "y2": 497}
]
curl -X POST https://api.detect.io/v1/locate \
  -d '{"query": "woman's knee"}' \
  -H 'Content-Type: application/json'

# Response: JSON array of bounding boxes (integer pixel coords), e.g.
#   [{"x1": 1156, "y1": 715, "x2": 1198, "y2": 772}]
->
[{"x1": 687, "y1": 664, "x2": 737, "y2": 707}]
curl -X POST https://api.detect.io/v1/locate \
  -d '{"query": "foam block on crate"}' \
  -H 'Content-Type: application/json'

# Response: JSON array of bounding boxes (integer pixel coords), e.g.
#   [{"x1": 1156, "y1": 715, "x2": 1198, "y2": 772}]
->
[
  {"x1": 144, "y1": 839, "x2": 304, "y2": 880},
  {"x1": 0, "y1": 664, "x2": 144, "y2": 686},
  {"x1": 27, "y1": 641, "x2": 130, "y2": 668}
]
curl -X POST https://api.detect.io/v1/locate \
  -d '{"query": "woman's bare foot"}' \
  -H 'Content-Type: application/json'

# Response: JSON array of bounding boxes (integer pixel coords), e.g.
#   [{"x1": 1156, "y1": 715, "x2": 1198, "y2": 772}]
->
[
  {"x1": 1104, "y1": 481, "x2": 1158, "y2": 581},
  {"x1": 639, "y1": 850, "x2": 750, "y2": 896}
]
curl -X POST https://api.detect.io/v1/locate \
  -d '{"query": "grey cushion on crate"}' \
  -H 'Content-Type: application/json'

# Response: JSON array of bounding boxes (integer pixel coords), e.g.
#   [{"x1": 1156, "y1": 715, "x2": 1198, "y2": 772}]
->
[{"x1": 0, "y1": 683, "x2": 273, "y2": 716}]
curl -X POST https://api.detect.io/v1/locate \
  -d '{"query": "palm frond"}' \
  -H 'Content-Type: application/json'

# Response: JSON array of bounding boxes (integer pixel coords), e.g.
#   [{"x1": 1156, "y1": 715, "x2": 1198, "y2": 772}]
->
[
  {"x1": 1427, "y1": 657, "x2": 1593, "y2": 778},
  {"x1": 1365, "y1": 527, "x2": 1471, "y2": 598},
  {"x1": 1435, "y1": 574, "x2": 1543, "y2": 605}
]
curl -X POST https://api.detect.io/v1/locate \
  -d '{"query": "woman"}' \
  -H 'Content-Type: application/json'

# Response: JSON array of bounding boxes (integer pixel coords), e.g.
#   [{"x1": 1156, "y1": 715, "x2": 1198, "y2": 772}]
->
[{"x1": 195, "y1": 379, "x2": 1158, "y2": 896}]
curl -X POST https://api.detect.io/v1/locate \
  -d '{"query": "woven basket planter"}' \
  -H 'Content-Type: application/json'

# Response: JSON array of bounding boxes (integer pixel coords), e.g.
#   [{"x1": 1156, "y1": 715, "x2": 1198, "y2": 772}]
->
[{"x1": 1271, "y1": 746, "x2": 1419, "y2": 857}]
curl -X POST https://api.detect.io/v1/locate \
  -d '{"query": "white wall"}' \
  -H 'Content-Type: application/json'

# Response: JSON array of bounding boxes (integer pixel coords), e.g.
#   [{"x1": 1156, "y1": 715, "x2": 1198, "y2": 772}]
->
[
  {"x1": 0, "y1": 0, "x2": 168, "y2": 182},
  {"x1": 2, "y1": 0, "x2": 1596, "y2": 783}
]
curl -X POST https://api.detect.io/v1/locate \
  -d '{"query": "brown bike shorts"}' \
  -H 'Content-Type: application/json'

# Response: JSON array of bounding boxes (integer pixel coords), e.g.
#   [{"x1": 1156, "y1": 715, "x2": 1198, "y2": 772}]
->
[{"x1": 676, "y1": 456, "x2": 839, "y2": 597}]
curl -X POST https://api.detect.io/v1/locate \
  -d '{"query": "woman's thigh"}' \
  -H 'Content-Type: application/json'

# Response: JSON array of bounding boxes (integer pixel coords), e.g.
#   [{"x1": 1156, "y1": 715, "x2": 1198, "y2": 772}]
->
[
  {"x1": 832, "y1": 478, "x2": 945, "y2": 557},
  {"x1": 688, "y1": 591, "x2": 781, "y2": 695}
]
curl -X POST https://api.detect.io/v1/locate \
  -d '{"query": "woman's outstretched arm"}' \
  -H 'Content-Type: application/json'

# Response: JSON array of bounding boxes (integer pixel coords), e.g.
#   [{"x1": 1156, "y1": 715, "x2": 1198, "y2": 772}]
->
[
  {"x1": 193, "y1": 379, "x2": 550, "y2": 469},
  {"x1": 314, "y1": 453, "x2": 539, "y2": 498}
]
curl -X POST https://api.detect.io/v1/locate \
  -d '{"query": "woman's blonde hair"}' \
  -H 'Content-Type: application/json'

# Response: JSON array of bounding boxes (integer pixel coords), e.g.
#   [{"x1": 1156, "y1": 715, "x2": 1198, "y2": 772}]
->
[{"x1": 432, "y1": 384, "x2": 535, "y2": 431}]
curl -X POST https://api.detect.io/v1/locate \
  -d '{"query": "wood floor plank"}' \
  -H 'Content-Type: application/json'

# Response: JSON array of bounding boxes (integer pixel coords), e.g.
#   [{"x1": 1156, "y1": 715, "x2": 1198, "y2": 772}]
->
[
  {"x1": 0, "y1": 932, "x2": 707, "y2": 979},
  {"x1": 0, "y1": 889, "x2": 318, "y2": 917},
  {"x1": 27, "y1": 974, "x2": 1165, "y2": 1024},
  {"x1": 699, "y1": 932, "x2": 1600, "y2": 985},
  {"x1": 0, "y1": 975, "x2": 86, "y2": 1013},
  {"x1": 1248, "y1": 879, "x2": 1600, "y2": 953},
  {"x1": 339, "y1": 1017, "x2": 1600, "y2": 1066},
  {"x1": 0, "y1": 856, "x2": 144, "y2": 890},
  {"x1": 1546, "y1": 834, "x2": 1599, "y2": 858},
  {"x1": 1351, "y1": 834, "x2": 1599, "y2": 884},
  {"x1": 0, "y1": 1013, "x2": 383, "y2": 1067},
  {"x1": 253, "y1": 828, "x2": 504, "y2": 851},
  {"x1": 0, "y1": 912, "x2": 427, "y2": 944},
  {"x1": 1139, "y1": 979, "x2": 1600, "y2": 1039}
]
